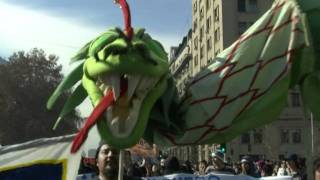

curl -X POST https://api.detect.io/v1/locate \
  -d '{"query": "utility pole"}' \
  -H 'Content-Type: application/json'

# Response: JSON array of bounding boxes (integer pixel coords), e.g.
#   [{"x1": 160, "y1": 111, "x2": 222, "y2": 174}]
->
[
  {"x1": 307, "y1": 112, "x2": 315, "y2": 180},
  {"x1": 311, "y1": 113, "x2": 315, "y2": 155}
]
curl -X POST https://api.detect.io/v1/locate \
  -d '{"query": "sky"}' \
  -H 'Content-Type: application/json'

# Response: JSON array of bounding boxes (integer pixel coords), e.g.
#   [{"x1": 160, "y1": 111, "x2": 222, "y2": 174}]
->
[
  {"x1": 0, "y1": 0, "x2": 192, "y2": 117},
  {"x1": 0, "y1": 0, "x2": 192, "y2": 67}
]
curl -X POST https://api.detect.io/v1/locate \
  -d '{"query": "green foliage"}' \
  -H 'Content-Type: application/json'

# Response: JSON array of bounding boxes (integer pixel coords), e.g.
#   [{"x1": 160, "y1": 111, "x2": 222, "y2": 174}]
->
[
  {"x1": 0, "y1": 48, "x2": 80, "y2": 145},
  {"x1": 0, "y1": 57, "x2": 7, "y2": 64}
]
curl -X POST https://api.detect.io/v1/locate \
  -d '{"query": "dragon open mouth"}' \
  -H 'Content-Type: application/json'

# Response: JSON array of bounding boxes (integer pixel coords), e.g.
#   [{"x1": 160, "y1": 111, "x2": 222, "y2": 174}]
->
[{"x1": 98, "y1": 74, "x2": 159, "y2": 138}]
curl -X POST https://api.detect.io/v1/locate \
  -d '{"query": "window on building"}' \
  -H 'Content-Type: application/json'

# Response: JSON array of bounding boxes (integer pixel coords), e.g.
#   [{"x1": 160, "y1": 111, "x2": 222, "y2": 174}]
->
[
  {"x1": 248, "y1": 21, "x2": 254, "y2": 26},
  {"x1": 200, "y1": 26, "x2": 204, "y2": 42},
  {"x1": 139, "y1": 139, "x2": 144, "y2": 145},
  {"x1": 200, "y1": 45, "x2": 204, "y2": 59},
  {"x1": 215, "y1": 49, "x2": 220, "y2": 57},
  {"x1": 193, "y1": 2, "x2": 197, "y2": 13},
  {"x1": 194, "y1": 55, "x2": 198, "y2": 66},
  {"x1": 206, "y1": 16, "x2": 211, "y2": 33},
  {"x1": 214, "y1": 27, "x2": 220, "y2": 41},
  {"x1": 194, "y1": 36, "x2": 198, "y2": 50},
  {"x1": 238, "y1": 21, "x2": 248, "y2": 35},
  {"x1": 200, "y1": 7, "x2": 204, "y2": 20},
  {"x1": 241, "y1": 132, "x2": 250, "y2": 144},
  {"x1": 253, "y1": 129, "x2": 263, "y2": 144},
  {"x1": 193, "y1": 19, "x2": 198, "y2": 32},
  {"x1": 214, "y1": 6, "x2": 220, "y2": 22},
  {"x1": 238, "y1": 0, "x2": 246, "y2": 12},
  {"x1": 206, "y1": 0, "x2": 211, "y2": 10},
  {"x1": 292, "y1": 129, "x2": 301, "y2": 144},
  {"x1": 238, "y1": 0, "x2": 258, "y2": 13},
  {"x1": 247, "y1": 0, "x2": 258, "y2": 12},
  {"x1": 207, "y1": 37, "x2": 212, "y2": 51},
  {"x1": 280, "y1": 129, "x2": 290, "y2": 144},
  {"x1": 292, "y1": 93, "x2": 300, "y2": 107}
]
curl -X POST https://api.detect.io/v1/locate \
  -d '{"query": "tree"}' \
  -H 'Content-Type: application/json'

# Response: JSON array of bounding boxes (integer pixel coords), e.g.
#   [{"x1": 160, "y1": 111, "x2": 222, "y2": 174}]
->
[
  {"x1": 0, "y1": 57, "x2": 6, "y2": 64},
  {"x1": 0, "y1": 48, "x2": 80, "y2": 145}
]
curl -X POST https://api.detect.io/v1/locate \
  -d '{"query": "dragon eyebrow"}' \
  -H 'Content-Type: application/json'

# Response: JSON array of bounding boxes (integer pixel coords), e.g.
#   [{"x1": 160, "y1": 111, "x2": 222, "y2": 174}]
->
[{"x1": 132, "y1": 41, "x2": 158, "y2": 65}]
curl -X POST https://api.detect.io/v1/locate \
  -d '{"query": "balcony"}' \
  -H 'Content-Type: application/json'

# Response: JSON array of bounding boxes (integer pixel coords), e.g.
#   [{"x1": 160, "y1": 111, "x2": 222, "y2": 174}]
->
[{"x1": 172, "y1": 54, "x2": 192, "y2": 78}]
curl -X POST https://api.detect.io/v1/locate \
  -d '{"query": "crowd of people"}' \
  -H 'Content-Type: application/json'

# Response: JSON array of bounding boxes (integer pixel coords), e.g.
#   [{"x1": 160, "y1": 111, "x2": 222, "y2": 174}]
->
[{"x1": 78, "y1": 143, "x2": 320, "y2": 180}]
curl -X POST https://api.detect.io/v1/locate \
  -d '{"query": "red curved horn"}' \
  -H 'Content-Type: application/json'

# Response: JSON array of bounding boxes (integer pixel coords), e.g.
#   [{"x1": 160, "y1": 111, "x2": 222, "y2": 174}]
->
[{"x1": 115, "y1": 0, "x2": 133, "y2": 40}]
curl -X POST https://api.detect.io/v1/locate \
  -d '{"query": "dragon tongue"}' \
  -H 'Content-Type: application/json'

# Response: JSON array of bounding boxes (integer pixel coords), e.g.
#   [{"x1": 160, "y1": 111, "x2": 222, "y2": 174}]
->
[
  {"x1": 71, "y1": 74, "x2": 130, "y2": 153},
  {"x1": 71, "y1": 90, "x2": 115, "y2": 153}
]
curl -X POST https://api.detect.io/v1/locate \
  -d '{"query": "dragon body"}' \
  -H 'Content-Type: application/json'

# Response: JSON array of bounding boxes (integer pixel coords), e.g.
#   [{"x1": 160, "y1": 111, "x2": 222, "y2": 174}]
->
[{"x1": 48, "y1": 0, "x2": 320, "y2": 152}]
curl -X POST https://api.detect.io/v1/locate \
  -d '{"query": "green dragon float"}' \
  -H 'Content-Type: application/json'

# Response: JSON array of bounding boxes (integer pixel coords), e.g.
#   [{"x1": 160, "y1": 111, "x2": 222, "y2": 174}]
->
[{"x1": 47, "y1": 0, "x2": 320, "y2": 152}]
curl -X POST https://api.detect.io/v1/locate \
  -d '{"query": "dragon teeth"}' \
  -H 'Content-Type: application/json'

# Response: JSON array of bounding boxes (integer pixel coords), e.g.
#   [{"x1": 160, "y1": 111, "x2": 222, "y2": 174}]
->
[
  {"x1": 103, "y1": 87, "x2": 109, "y2": 95},
  {"x1": 127, "y1": 75, "x2": 141, "y2": 101},
  {"x1": 106, "y1": 106, "x2": 113, "y2": 121},
  {"x1": 110, "y1": 74, "x2": 120, "y2": 101},
  {"x1": 111, "y1": 117, "x2": 119, "y2": 129}
]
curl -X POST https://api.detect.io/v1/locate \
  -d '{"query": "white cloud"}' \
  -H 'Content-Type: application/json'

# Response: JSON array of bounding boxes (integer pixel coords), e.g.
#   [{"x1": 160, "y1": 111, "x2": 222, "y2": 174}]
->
[
  {"x1": 0, "y1": 2, "x2": 105, "y2": 72},
  {"x1": 0, "y1": 2, "x2": 183, "y2": 117}
]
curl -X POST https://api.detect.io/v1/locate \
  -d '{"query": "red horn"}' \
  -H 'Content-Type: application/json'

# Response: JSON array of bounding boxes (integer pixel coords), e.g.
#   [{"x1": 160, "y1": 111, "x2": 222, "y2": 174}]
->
[{"x1": 115, "y1": 0, "x2": 133, "y2": 40}]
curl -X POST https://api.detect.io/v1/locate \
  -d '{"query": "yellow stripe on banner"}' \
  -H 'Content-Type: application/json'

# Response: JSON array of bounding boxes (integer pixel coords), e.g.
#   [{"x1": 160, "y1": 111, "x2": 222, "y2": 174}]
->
[{"x1": 0, "y1": 159, "x2": 68, "y2": 180}]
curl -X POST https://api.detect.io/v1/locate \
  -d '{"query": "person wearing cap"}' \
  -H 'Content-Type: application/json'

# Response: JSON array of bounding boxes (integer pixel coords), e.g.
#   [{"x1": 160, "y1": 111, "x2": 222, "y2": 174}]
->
[
  {"x1": 205, "y1": 151, "x2": 235, "y2": 175},
  {"x1": 240, "y1": 155, "x2": 260, "y2": 178}
]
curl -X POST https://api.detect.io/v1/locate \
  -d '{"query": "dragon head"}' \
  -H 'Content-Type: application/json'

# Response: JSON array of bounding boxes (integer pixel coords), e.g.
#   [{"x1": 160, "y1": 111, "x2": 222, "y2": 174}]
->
[
  {"x1": 48, "y1": 0, "x2": 169, "y2": 151},
  {"x1": 47, "y1": 28, "x2": 169, "y2": 150},
  {"x1": 81, "y1": 28, "x2": 169, "y2": 148}
]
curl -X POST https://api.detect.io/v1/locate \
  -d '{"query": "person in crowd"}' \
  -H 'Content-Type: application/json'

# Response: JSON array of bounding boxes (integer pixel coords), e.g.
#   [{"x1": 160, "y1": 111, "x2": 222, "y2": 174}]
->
[
  {"x1": 159, "y1": 158, "x2": 166, "y2": 175},
  {"x1": 180, "y1": 160, "x2": 194, "y2": 174},
  {"x1": 285, "y1": 154, "x2": 303, "y2": 180},
  {"x1": 272, "y1": 162, "x2": 280, "y2": 176},
  {"x1": 205, "y1": 151, "x2": 235, "y2": 175},
  {"x1": 192, "y1": 162, "x2": 199, "y2": 174},
  {"x1": 78, "y1": 156, "x2": 96, "y2": 175},
  {"x1": 164, "y1": 156, "x2": 181, "y2": 174},
  {"x1": 138, "y1": 158, "x2": 152, "y2": 177},
  {"x1": 232, "y1": 162, "x2": 241, "y2": 175},
  {"x1": 314, "y1": 158, "x2": 320, "y2": 180},
  {"x1": 256, "y1": 160, "x2": 265, "y2": 176},
  {"x1": 240, "y1": 155, "x2": 260, "y2": 178},
  {"x1": 277, "y1": 160, "x2": 289, "y2": 176},
  {"x1": 260, "y1": 163, "x2": 273, "y2": 177},
  {"x1": 151, "y1": 164, "x2": 161, "y2": 176},
  {"x1": 194, "y1": 160, "x2": 207, "y2": 175},
  {"x1": 123, "y1": 151, "x2": 143, "y2": 178},
  {"x1": 95, "y1": 143, "x2": 141, "y2": 180},
  {"x1": 297, "y1": 157, "x2": 307, "y2": 180}
]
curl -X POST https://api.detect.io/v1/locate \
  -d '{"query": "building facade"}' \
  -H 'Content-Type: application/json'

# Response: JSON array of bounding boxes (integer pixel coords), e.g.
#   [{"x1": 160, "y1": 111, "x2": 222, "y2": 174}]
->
[
  {"x1": 227, "y1": 89, "x2": 320, "y2": 162},
  {"x1": 170, "y1": 29, "x2": 193, "y2": 97},
  {"x1": 168, "y1": 0, "x2": 319, "y2": 164},
  {"x1": 191, "y1": 0, "x2": 273, "y2": 76}
]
